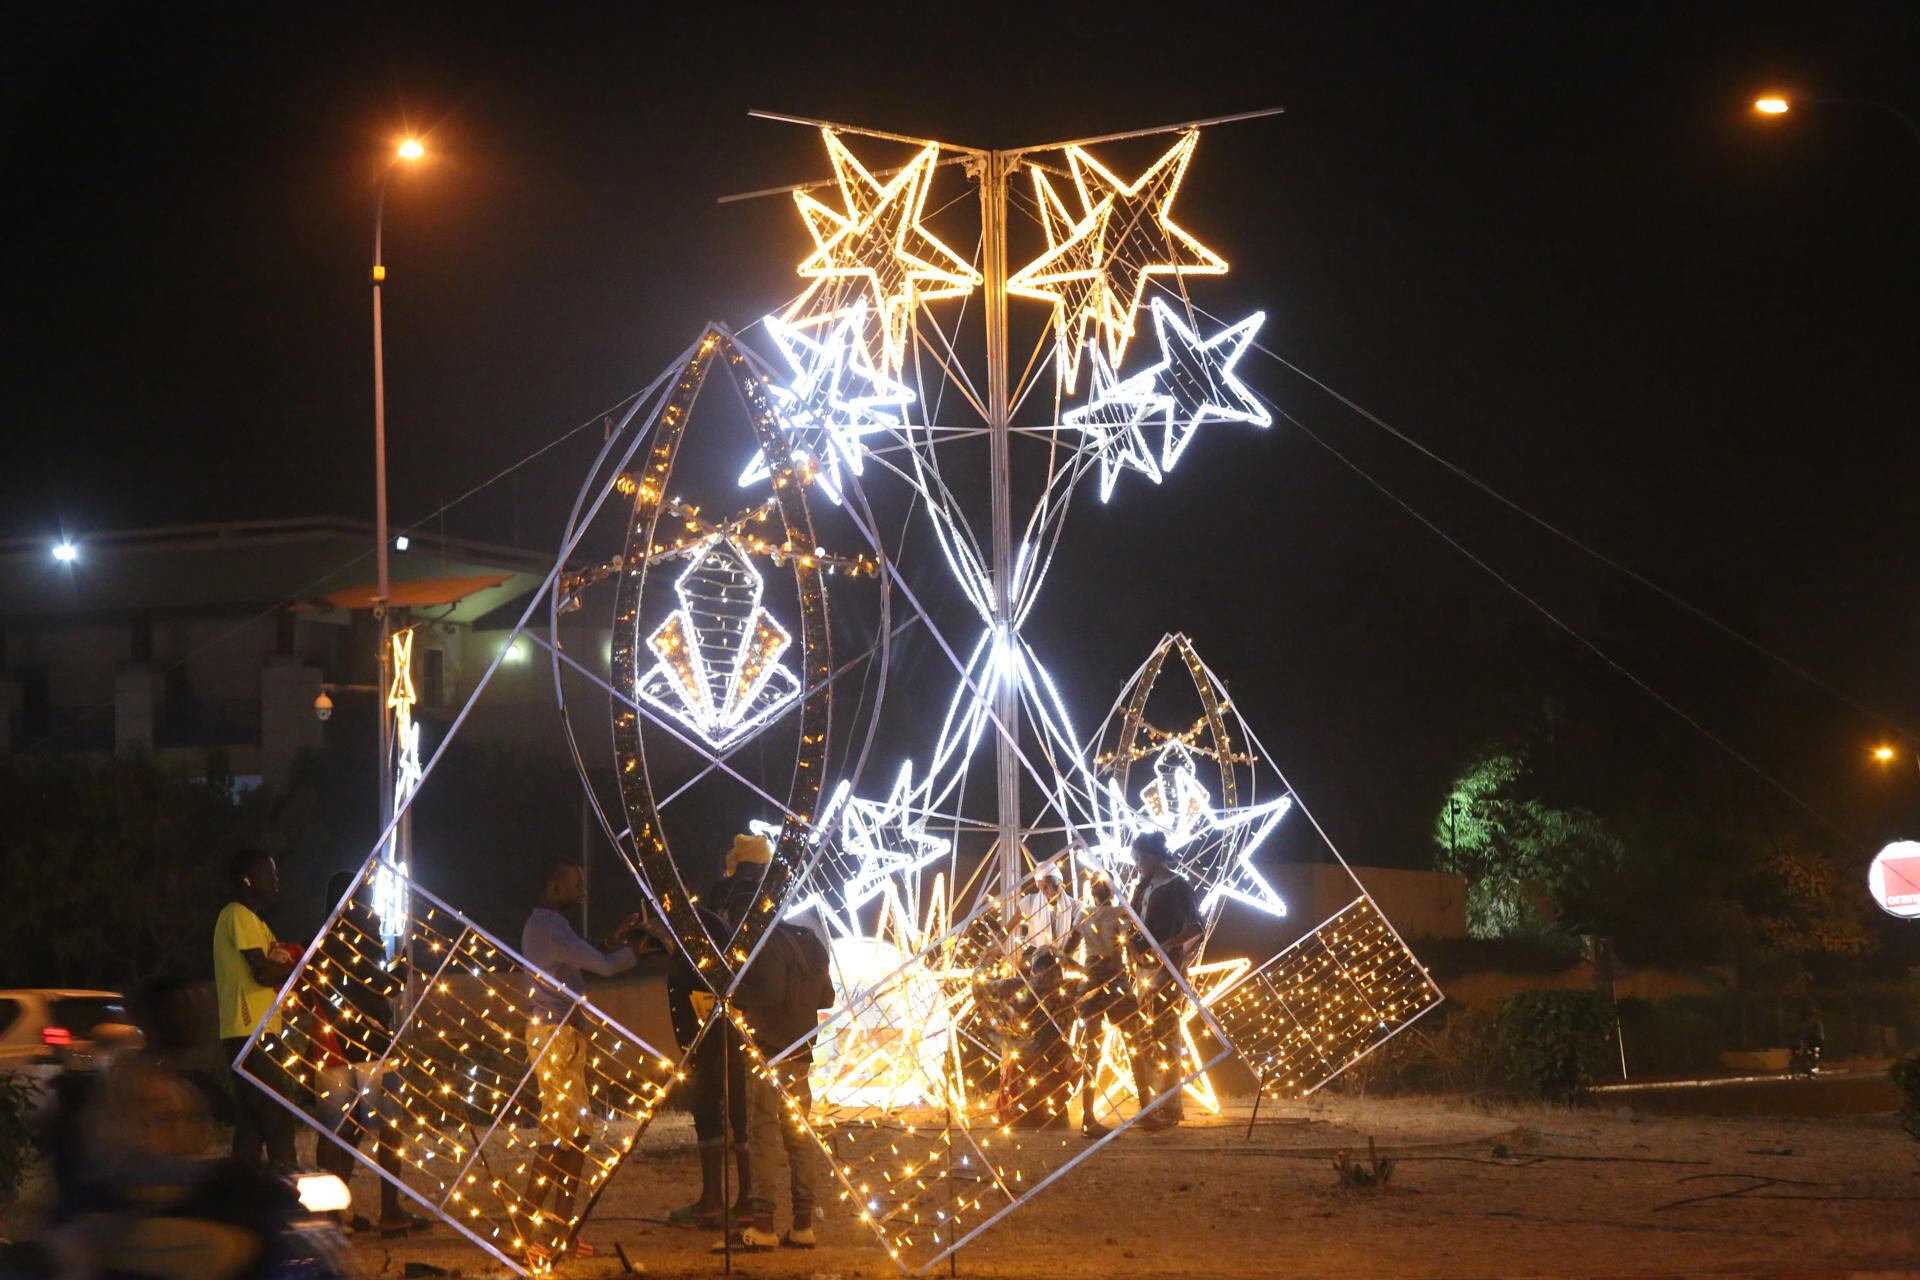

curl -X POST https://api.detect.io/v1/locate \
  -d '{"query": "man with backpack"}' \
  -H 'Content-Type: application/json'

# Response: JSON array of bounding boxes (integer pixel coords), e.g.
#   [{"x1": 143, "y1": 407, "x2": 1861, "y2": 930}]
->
[{"x1": 717, "y1": 859, "x2": 835, "y2": 1251}]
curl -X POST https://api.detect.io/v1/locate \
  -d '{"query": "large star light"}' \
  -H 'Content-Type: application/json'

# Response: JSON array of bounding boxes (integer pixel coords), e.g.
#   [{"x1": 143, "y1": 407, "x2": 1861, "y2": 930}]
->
[
  {"x1": 635, "y1": 535, "x2": 802, "y2": 752},
  {"x1": 1143, "y1": 298, "x2": 1270, "y2": 470},
  {"x1": 785, "y1": 763, "x2": 950, "y2": 940},
  {"x1": 785, "y1": 132, "x2": 982, "y2": 374},
  {"x1": 1061, "y1": 347, "x2": 1170, "y2": 502},
  {"x1": 1065, "y1": 298, "x2": 1269, "y2": 498},
  {"x1": 1091, "y1": 740, "x2": 1293, "y2": 919},
  {"x1": 738, "y1": 302, "x2": 914, "y2": 505},
  {"x1": 1009, "y1": 131, "x2": 1226, "y2": 385},
  {"x1": 1006, "y1": 169, "x2": 1113, "y2": 391}
]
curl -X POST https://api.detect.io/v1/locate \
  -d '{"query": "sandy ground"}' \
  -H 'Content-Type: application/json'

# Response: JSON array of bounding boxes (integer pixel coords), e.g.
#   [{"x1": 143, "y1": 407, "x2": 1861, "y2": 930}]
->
[{"x1": 327, "y1": 1088, "x2": 1920, "y2": 1279}]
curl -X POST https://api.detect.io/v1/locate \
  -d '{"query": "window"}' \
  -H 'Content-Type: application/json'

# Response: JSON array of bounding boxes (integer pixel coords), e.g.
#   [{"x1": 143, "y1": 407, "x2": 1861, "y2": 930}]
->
[{"x1": 49, "y1": 997, "x2": 129, "y2": 1040}]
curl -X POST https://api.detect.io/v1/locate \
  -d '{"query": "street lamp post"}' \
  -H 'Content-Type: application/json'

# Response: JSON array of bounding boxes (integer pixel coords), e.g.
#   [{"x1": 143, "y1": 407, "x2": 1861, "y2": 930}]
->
[
  {"x1": 1751, "y1": 94, "x2": 1920, "y2": 145},
  {"x1": 372, "y1": 138, "x2": 424, "y2": 853}
]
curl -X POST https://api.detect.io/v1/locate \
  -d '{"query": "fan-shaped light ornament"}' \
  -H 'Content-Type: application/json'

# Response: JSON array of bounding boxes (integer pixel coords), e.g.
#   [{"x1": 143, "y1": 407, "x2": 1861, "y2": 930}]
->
[{"x1": 635, "y1": 534, "x2": 803, "y2": 752}]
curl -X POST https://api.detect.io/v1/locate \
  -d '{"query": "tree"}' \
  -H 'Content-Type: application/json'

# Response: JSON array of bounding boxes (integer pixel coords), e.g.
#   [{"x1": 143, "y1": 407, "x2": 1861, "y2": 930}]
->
[{"x1": 1435, "y1": 743, "x2": 1625, "y2": 938}]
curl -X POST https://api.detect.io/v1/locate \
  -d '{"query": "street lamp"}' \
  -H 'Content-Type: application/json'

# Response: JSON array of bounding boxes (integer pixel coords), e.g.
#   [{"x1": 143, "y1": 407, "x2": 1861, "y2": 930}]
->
[
  {"x1": 51, "y1": 541, "x2": 78, "y2": 564},
  {"x1": 1748, "y1": 92, "x2": 1920, "y2": 144},
  {"x1": 373, "y1": 136, "x2": 425, "y2": 849},
  {"x1": 1874, "y1": 744, "x2": 1898, "y2": 763}
]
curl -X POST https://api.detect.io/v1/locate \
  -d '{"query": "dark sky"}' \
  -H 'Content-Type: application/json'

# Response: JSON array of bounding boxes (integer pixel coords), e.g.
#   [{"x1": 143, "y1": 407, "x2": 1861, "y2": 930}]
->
[{"x1": 8, "y1": 2, "x2": 1920, "y2": 868}]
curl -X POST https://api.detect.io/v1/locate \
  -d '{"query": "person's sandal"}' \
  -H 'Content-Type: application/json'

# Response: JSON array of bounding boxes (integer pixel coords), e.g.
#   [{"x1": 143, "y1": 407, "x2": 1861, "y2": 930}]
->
[
  {"x1": 378, "y1": 1213, "x2": 432, "y2": 1238},
  {"x1": 781, "y1": 1226, "x2": 818, "y2": 1249}
]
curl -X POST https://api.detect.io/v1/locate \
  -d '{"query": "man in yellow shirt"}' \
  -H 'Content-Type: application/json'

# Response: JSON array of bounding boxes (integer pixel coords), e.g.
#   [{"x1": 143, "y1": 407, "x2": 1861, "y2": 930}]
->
[{"x1": 212, "y1": 849, "x2": 297, "y2": 1170}]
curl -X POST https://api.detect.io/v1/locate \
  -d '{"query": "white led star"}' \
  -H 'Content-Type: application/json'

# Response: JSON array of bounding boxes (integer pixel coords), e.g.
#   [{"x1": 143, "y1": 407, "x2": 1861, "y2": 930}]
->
[
  {"x1": 1141, "y1": 298, "x2": 1270, "y2": 471},
  {"x1": 635, "y1": 535, "x2": 802, "y2": 752},
  {"x1": 1089, "y1": 740, "x2": 1292, "y2": 919},
  {"x1": 738, "y1": 302, "x2": 914, "y2": 505},
  {"x1": 785, "y1": 763, "x2": 950, "y2": 940},
  {"x1": 1061, "y1": 347, "x2": 1170, "y2": 503}
]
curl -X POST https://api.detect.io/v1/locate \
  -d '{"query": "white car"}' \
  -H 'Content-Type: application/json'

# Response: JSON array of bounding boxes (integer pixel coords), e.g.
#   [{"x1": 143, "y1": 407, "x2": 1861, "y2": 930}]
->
[{"x1": 0, "y1": 989, "x2": 136, "y2": 1104}]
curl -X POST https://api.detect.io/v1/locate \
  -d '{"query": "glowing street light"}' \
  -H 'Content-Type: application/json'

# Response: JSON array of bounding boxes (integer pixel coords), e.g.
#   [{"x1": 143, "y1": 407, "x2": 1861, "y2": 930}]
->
[
  {"x1": 397, "y1": 138, "x2": 425, "y2": 161},
  {"x1": 1753, "y1": 96, "x2": 1791, "y2": 116},
  {"x1": 51, "y1": 541, "x2": 78, "y2": 564},
  {"x1": 1873, "y1": 744, "x2": 1898, "y2": 763}
]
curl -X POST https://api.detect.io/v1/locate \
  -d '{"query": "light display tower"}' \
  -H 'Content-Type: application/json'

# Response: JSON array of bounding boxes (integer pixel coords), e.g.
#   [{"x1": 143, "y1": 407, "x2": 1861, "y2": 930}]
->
[{"x1": 236, "y1": 107, "x2": 1444, "y2": 1278}]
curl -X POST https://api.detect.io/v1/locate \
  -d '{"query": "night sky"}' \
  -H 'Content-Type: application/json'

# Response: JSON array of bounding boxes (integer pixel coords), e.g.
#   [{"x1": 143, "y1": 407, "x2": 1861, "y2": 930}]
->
[{"x1": 8, "y1": 3, "x2": 1920, "y2": 870}]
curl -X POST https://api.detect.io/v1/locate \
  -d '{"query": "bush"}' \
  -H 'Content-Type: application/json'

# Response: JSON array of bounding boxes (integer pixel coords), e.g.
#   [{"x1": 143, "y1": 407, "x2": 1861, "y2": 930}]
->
[
  {"x1": 1891, "y1": 1052, "x2": 1920, "y2": 1142},
  {"x1": 1615, "y1": 997, "x2": 1723, "y2": 1077},
  {"x1": 0, "y1": 1071, "x2": 37, "y2": 1205},
  {"x1": 1485, "y1": 990, "x2": 1617, "y2": 1101}
]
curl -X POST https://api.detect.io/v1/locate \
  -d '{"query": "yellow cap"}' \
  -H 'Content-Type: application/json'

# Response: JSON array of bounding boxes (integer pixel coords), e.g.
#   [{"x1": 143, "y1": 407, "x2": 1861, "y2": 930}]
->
[{"x1": 726, "y1": 833, "x2": 773, "y2": 874}]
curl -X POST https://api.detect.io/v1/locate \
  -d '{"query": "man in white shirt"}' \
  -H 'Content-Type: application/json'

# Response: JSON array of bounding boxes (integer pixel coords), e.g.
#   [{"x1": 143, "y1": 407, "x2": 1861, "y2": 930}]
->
[
  {"x1": 1016, "y1": 867, "x2": 1075, "y2": 951},
  {"x1": 516, "y1": 860, "x2": 649, "y2": 1264}
]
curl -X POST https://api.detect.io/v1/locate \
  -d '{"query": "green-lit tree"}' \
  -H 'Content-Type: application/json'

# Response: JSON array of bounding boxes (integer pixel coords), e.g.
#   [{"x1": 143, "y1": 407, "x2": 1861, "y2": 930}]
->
[{"x1": 1435, "y1": 744, "x2": 1625, "y2": 938}]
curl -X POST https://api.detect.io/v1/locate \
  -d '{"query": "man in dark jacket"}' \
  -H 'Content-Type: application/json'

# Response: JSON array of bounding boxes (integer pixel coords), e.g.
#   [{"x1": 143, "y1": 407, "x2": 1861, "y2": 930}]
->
[
  {"x1": 1127, "y1": 831, "x2": 1202, "y2": 1130},
  {"x1": 720, "y1": 872, "x2": 829, "y2": 1250}
]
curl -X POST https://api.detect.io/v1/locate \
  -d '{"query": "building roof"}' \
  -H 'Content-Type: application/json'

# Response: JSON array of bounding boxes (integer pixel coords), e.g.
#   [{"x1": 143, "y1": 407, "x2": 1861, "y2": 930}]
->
[{"x1": 0, "y1": 518, "x2": 553, "y2": 625}]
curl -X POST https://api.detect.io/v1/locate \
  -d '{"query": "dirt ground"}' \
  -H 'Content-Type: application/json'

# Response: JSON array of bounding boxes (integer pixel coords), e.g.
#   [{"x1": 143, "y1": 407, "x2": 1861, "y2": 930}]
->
[{"x1": 342, "y1": 1087, "x2": 1920, "y2": 1279}]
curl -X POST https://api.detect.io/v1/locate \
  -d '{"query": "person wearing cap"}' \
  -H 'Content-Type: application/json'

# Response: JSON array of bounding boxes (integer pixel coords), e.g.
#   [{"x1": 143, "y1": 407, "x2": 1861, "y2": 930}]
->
[
  {"x1": 724, "y1": 831, "x2": 774, "y2": 879},
  {"x1": 1126, "y1": 831, "x2": 1202, "y2": 1131}
]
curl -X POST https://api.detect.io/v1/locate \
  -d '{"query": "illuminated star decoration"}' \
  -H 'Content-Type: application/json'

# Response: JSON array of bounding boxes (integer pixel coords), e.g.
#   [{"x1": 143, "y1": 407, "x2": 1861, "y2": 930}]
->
[
  {"x1": 1064, "y1": 298, "x2": 1270, "y2": 500},
  {"x1": 738, "y1": 302, "x2": 915, "y2": 506},
  {"x1": 377, "y1": 628, "x2": 422, "y2": 947},
  {"x1": 1006, "y1": 168, "x2": 1113, "y2": 391},
  {"x1": 785, "y1": 763, "x2": 951, "y2": 941},
  {"x1": 635, "y1": 535, "x2": 802, "y2": 753},
  {"x1": 1142, "y1": 297, "x2": 1271, "y2": 472},
  {"x1": 1061, "y1": 346, "x2": 1170, "y2": 503},
  {"x1": 1080, "y1": 955, "x2": 1250, "y2": 1121},
  {"x1": 1090, "y1": 740, "x2": 1293, "y2": 919},
  {"x1": 1008, "y1": 131, "x2": 1226, "y2": 388},
  {"x1": 785, "y1": 131, "x2": 982, "y2": 375}
]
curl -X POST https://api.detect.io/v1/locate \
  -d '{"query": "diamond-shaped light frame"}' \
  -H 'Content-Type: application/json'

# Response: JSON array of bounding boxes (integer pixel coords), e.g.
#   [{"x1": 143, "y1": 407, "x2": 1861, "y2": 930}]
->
[
  {"x1": 737, "y1": 856, "x2": 1229, "y2": 1274},
  {"x1": 1208, "y1": 894, "x2": 1443, "y2": 1099},
  {"x1": 237, "y1": 872, "x2": 680, "y2": 1275}
]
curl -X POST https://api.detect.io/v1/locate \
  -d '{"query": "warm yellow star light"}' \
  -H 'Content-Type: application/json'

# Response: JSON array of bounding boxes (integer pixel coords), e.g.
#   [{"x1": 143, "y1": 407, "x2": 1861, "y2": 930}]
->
[
  {"x1": 1010, "y1": 131, "x2": 1227, "y2": 386},
  {"x1": 1006, "y1": 170, "x2": 1112, "y2": 391},
  {"x1": 387, "y1": 628, "x2": 417, "y2": 711},
  {"x1": 785, "y1": 130, "x2": 981, "y2": 375},
  {"x1": 1080, "y1": 956, "x2": 1249, "y2": 1123}
]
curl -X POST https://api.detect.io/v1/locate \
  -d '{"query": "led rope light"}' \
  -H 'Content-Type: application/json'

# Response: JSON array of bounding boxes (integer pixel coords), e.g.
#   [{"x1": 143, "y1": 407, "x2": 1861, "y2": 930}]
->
[
  {"x1": 738, "y1": 301, "x2": 915, "y2": 504},
  {"x1": 784, "y1": 131, "x2": 981, "y2": 374},
  {"x1": 1063, "y1": 299, "x2": 1270, "y2": 500},
  {"x1": 377, "y1": 628, "x2": 422, "y2": 946},
  {"x1": 1008, "y1": 131, "x2": 1227, "y2": 386}
]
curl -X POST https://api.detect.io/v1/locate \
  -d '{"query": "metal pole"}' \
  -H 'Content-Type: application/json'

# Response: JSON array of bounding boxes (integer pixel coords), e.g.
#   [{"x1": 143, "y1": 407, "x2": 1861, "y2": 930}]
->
[
  {"x1": 981, "y1": 149, "x2": 1020, "y2": 911},
  {"x1": 372, "y1": 175, "x2": 395, "y2": 853}
]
